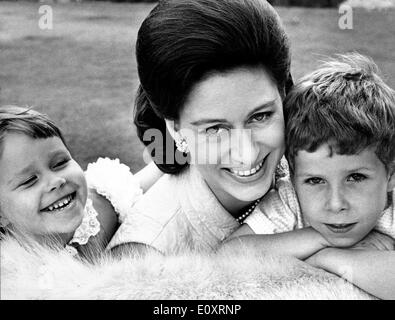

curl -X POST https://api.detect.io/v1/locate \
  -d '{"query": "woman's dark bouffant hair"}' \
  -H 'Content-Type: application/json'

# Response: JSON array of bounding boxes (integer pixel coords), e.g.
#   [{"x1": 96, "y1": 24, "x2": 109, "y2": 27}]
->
[{"x1": 134, "y1": 0, "x2": 292, "y2": 174}]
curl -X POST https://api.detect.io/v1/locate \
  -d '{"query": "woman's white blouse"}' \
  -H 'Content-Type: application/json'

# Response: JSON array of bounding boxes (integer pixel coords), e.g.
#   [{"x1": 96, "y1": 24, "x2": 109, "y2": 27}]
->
[{"x1": 107, "y1": 166, "x2": 240, "y2": 254}]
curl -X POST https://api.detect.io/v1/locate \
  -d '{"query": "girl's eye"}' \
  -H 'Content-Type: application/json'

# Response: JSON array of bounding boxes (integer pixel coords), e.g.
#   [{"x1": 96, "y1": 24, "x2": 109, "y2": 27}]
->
[
  {"x1": 250, "y1": 112, "x2": 272, "y2": 123},
  {"x1": 347, "y1": 173, "x2": 367, "y2": 182},
  {"x1": 20, "y1": 176, "x2": 38, "y2": 188},
  {"x1": 54, "y1": 158, "x2": 70, "y2": 169},
  {"x1": 205, "y1": 125, "x2": 227, "y2": 136},
  {"x1": 304, "y1": 177, "x2": 325, "y2": 185}
]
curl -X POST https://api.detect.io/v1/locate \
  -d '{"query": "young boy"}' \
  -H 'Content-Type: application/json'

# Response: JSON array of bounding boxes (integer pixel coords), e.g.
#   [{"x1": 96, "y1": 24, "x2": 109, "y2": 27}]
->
[
  {"x1": 224, "y1": 53, "x2": 395, "y2": 299},
  {"x1": 0, "y1": 105, "x2": 161, "y2": 258}
]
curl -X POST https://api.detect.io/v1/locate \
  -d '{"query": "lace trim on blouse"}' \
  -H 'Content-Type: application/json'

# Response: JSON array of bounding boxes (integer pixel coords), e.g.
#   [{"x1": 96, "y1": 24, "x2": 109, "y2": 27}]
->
[
  {"x1": 64, "y1": 199, "x2": 100, "y2": 256},
  {"x1": 64, "y1": 158, "x2": 143, "y2": 256}
]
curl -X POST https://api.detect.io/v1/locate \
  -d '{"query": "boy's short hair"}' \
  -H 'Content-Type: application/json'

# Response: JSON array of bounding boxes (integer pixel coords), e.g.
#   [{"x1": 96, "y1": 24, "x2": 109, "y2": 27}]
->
[
  {"x1": 284, "y1": 53, "x2": 395, "y2": 174},
  {"x1": 0, "y1": 105, "x2": 67, "y2": 158}
]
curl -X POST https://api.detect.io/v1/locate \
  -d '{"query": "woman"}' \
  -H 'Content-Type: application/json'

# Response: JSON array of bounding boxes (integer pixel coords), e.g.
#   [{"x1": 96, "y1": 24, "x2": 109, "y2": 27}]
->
[{"x1": 109, "y1": 0, "x2": 293, "y2": 255}]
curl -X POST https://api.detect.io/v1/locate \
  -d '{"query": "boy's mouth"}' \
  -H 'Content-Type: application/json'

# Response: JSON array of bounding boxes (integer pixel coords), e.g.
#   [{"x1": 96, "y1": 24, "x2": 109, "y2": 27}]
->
[
  {"x1": 324, "y1": 223, "x2": 357, "y2": 234},
  {"x1": 41, "y1": 192, "x2": 77, "y2": 213}
]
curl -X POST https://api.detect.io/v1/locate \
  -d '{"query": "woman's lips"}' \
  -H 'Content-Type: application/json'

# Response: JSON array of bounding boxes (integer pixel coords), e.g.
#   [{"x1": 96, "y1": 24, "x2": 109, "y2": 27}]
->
[
  {"x1": 222, "y1": 154, "x2": 269, "y2": 183},
  {"x1": 324, "y1": 223, "x2": 357, "y2": 234},
  {"x1": 229, "y1": 161, "x2": 264, "y2": 177}
]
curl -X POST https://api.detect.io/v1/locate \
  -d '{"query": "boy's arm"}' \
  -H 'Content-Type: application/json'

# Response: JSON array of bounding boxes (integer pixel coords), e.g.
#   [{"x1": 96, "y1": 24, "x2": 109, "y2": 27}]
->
[
  {"x1": 223, "y1": 182, "x2": 329, "y2": 260},
  {"x1": 306, "y1": 248, "x2": 395, "y2": 300},
  {"x1": 222, "y1": 225, "x2": 330, "y2": 260}
]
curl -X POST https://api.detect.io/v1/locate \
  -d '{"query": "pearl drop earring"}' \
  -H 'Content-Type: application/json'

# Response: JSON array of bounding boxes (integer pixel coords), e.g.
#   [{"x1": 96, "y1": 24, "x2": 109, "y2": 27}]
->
[{"x1": 176, "y1": 137, "x2": 189, "y2": 154}]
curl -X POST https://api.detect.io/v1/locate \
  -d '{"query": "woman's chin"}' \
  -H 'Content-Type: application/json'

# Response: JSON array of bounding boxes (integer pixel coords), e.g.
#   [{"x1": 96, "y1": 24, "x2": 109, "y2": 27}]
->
[
  {"x1": 237, "y1": 189, "x2": 268, "y2": 203},
  {"x1": 219, "y1": 180, "x2": 272, "y2": 206},
  {"x1": 227, "y1": 178, "x2": 272, "y2": 203}
]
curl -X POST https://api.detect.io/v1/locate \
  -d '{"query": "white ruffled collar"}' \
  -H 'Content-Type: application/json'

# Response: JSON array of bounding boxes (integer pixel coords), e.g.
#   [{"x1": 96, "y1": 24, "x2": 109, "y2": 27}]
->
[{"x1": 64, "y1": 199, "x2": 100, "y2": 256}]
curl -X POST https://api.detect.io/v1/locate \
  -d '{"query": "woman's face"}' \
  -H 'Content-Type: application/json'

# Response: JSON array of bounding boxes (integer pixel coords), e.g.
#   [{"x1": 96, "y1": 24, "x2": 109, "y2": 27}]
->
[{"x1": 176, "y1": 67, "x2": 285, "y2": 212}]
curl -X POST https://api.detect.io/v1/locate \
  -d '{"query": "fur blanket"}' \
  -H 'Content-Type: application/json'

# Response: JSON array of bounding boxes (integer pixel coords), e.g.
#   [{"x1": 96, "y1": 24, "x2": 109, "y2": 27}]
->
[{"x1": 0, "y1": 237, "x2": 373, "y2": 300}]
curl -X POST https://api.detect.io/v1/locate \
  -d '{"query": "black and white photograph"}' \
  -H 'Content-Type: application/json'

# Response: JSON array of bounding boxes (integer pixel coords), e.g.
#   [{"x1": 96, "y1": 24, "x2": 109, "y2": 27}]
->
[{"x1": 0, "y1": 0, "x2": 394, "y2": 303}]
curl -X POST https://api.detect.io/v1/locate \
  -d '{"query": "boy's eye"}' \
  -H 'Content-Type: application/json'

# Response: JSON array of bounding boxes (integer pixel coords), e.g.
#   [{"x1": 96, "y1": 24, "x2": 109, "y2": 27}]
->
[
  {"x1": 250, "y1": 112, "x2": 272, "y2": 123},
  {"x1": 304, "y1": 177, "x2": 325, "y2": 185},
  {"x1": 19, "y1": 176, "x2": 38, "y2": 188},
  {"x1": 347, "y1": 173, "x2": 367, "y2": 182}
]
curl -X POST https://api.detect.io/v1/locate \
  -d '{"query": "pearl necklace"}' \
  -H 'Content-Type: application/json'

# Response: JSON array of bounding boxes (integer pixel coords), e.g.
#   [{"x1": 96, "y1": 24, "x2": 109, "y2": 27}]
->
[{"x1": 235, "y1": 198, "x2": 262, "y2": 224}]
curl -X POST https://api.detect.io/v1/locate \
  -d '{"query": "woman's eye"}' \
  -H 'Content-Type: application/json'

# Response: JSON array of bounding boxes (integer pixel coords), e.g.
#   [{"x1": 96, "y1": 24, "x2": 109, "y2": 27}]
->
[
  {"x1": 347, "y1": 173, "x2": 367, "y2": 182},
  {"x1": 205, "y1": 125, "x2": 226, "y2": 136},
  {"x1": 304, "y1": 177, "x2": 325, "y2": 185},
  {"x1": 250, "y1": 112, "x2": 272, "y2": 123},
  {"x1": 20, "y1": 176, "x2": 38, "y2": 188}
]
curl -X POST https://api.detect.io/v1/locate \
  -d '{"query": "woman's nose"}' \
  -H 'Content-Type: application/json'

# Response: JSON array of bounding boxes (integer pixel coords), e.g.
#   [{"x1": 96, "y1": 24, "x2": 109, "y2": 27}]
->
[
  {"x1": 326, "y1": 186, "x2": 348, "y2": 213},
  {"x1": 229, "y1": 129, "x2": 259, "y2": 167},
  {"x1": 47, "y1": 174, "x2": 66, "y2": 192}
]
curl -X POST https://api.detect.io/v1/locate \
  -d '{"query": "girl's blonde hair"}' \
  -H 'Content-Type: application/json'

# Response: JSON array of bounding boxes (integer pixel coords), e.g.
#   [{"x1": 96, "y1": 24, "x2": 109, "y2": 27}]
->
[{"x1": 0, "y1": 105, "x2": 67, "y2": 158}]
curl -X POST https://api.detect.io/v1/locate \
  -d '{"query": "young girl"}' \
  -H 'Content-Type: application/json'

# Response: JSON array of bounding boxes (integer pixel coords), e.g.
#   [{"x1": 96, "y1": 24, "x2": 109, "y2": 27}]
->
[{"x1": 0, "y1": 105, "x2": 162, "y2": 259}]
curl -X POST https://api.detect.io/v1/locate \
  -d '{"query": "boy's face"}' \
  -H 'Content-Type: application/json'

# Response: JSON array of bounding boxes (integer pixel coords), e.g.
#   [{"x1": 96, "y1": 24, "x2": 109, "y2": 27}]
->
[
  {"x1": 0, "y1": 133, "x2": 87, "y2": 242},
  {"x1": 293, "y1": 144, "x2": 394, "y2": 247}
]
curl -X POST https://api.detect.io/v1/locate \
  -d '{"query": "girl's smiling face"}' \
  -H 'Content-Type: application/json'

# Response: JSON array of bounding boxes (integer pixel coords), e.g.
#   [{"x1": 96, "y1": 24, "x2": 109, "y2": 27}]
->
[
  {"x1": 173, "y1": 67, "x2": 285, "y2": 213},
  {"x1": 0, "y1": 133, "x2": 87, "y2": 243}
]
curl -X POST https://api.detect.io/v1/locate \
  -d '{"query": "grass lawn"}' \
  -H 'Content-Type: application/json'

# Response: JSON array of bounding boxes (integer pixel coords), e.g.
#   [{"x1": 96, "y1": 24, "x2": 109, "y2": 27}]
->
[{"x1": 1, "y1": 1, "x2": 394, "y2": 172}]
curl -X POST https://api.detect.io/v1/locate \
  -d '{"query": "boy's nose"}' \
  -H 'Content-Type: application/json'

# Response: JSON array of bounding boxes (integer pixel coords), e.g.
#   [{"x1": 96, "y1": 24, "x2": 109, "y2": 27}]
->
[
  {"x1": 229, "y1": 129, "x2": 259, "y2": 167},
  {"x1": 326, "y1": 187, "x2": 349, "y2": 213}
]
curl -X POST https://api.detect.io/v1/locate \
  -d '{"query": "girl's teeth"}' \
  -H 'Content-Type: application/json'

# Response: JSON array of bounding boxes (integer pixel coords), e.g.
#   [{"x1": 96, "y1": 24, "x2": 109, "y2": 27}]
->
[{"x1": 46, "y1": 195, "x2": 73, "y2": 212}]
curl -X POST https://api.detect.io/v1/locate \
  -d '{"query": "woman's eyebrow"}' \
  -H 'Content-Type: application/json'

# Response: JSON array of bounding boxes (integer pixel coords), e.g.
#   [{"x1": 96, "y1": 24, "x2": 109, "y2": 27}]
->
[
  {"x1": 190, "y1": 99, "x2": 277, "y2": 126},
  {"x1": 190, "y1": 118, "x2": 228, "y2": 126}
]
